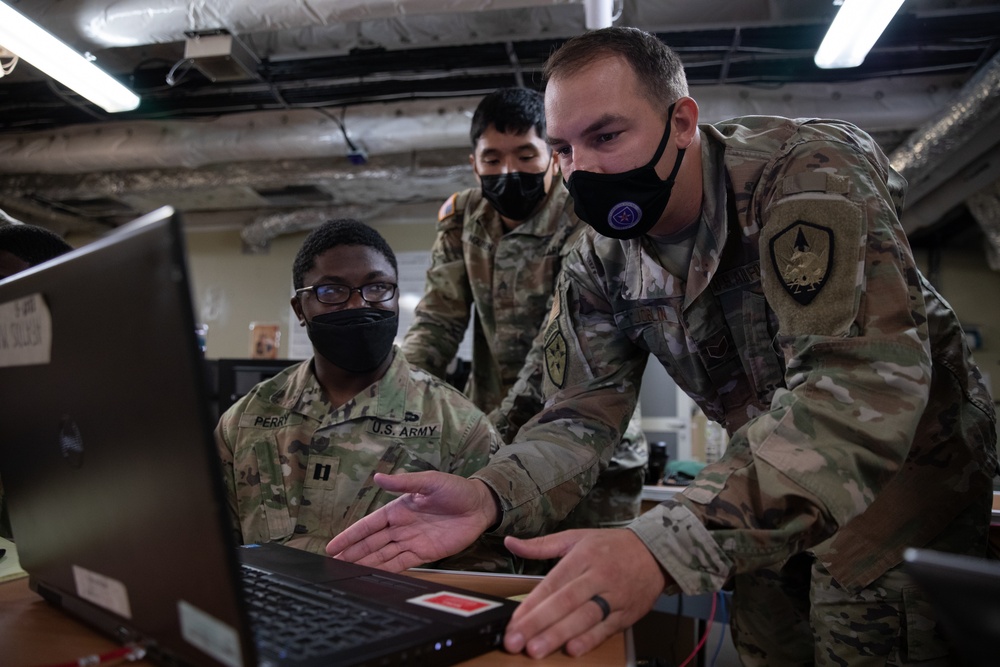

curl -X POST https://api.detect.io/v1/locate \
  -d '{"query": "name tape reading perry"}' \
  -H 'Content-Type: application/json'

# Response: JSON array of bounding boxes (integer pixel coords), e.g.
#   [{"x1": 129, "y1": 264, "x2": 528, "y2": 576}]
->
[{"x1": 0, "y1": 293, "x2": 52, "y2": 367}]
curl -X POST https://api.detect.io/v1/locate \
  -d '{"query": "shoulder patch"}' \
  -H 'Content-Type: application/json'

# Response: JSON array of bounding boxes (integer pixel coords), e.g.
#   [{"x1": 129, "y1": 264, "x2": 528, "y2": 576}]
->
[
  {"x1": 544, "y1": 327, "x2": 568, "y2": 389},
  {"x1": 760, "y1": 197, "x2": 863, "y2": 336},
  {"x1": 542, "y1": 289, "x2": 567, "y2": 388},
  {"x1": 769, "y1": 221, "x2": 832, "y2": 305},
  {"x1": 438, "y1": 193, "x2": 458, "y2": 222}
]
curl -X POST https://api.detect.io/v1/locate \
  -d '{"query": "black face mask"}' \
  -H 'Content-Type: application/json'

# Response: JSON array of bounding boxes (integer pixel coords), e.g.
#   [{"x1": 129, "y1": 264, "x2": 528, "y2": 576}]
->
[
  {"x1": 479, "y1": 170, "x2": 548, "y2": 221},
  {"x1": 567, "y1": 104, "x2": 686, "y2": 240},
  {"x1": 306, "y1": 308, "x2": 398, "y2": 373}
]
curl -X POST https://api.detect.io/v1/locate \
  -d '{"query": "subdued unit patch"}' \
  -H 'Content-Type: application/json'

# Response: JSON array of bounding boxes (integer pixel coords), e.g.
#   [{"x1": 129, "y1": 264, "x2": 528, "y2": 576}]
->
[
  {"x1": 760, "y1": 197, "x2": 862, "y2": 336},
  {"x1": 544, "y1": 328, "x2": 568, "y2": 388}
]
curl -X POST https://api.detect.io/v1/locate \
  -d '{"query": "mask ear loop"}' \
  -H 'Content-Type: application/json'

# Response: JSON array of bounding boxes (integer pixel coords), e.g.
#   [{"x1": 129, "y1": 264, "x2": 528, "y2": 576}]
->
[
  {"x1": 644, "y1": 102, "x2": 678, "y2": 172},
  {"x1": 663, "y1": 146, "x2": 686, "y2": 185}
]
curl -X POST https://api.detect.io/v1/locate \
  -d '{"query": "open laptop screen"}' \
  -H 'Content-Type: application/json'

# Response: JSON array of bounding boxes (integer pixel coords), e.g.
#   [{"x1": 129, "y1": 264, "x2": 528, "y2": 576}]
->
[{"x1": 0, "y1": 207, "x2": 257, "y2": 664}]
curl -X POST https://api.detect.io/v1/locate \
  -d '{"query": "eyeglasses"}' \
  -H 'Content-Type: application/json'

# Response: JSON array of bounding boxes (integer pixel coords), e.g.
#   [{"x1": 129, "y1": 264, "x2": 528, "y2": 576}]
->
[{"x1": 295, "y1": 282, "x2": 397, "y2": 306}]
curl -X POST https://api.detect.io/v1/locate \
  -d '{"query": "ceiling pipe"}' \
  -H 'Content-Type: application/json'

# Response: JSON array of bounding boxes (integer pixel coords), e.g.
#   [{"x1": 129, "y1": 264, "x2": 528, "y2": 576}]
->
[
  {"x1": 0, "y1": 78, "x2": 962, "y2": 175},
  {"x1": 32, "y1": 0, "x2": 581, "y2": 49},
  {"x1": 966, "y1": 181, "x2": 1000, "y2": 271},
  {"x1": 891, "y1": 49, "x2": 1000, "y2": 209},
  {"x1": 0, "y1": 97, "x2": 481, "y2": 174},
  {"x1": 890, "y1": 49, "x2": 1000, "y2": 265}
]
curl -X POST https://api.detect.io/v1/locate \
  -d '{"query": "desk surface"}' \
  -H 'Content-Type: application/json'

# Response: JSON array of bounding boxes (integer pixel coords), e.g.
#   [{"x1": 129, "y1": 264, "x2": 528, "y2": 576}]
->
[{"x1": 0, "y1": 570, "x2": 631, "y2": 667}]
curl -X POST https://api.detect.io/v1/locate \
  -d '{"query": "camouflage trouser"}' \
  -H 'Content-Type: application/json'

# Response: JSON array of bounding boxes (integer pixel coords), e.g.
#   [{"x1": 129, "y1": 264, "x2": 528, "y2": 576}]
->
[{"x1": 729, "y1": 493, "x2": 992, "y2": 666}]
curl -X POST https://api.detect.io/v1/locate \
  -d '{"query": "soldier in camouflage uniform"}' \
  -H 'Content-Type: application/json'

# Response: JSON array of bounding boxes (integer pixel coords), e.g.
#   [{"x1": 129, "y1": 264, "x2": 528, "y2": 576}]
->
[
  {"x1": 216, "y1": 218, "x2": 511, "y2": 571},
  {"x1": 328, "y1": 29, "x2": 997, "y2": 664},
  {"x1": 493, "y1": 28, "x2": 998, "y2": 663},
  {"x1": 402, "y1": 87, "x2": 647, "y2": 532},
  {"x1": 0, "y1": 220, "x2": 72, "y2": 539}
]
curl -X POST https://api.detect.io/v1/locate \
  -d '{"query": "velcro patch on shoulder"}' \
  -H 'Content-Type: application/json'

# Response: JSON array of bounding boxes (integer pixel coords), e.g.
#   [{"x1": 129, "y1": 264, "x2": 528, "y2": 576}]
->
[
  {"x1": 760, "y1": 197, "x2": 863, "y2": 336},
  {"x1": 438, "y1": 193, "x2": 458, "y2": 222},
  {"x1": 542, "y1": 289, "x2": 568, "y2": 388},
  {"x1": 544, "y1": 325, "x2": 568, "y2": 389}
]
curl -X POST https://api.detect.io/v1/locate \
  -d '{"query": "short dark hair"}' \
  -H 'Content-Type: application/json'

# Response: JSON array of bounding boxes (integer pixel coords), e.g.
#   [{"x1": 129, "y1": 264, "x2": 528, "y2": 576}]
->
[
  {"x1": 543, "y1": 27, "x2": 689, "y2": 115},
  {"x1": 0, "y1": 223, "x2": 73, "y2": 266},
  {"x1": 292, "y1": 219, "x2": 397, "y2": 289},
  {"x1": 469, "y1": 87, "x2": 546, "y2": 147}
]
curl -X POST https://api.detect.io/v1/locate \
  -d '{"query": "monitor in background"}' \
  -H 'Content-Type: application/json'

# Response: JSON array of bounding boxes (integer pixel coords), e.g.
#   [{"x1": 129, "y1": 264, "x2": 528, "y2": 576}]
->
[{"x1": 216, "y1": 357, "x2": 299, "y2": 417}]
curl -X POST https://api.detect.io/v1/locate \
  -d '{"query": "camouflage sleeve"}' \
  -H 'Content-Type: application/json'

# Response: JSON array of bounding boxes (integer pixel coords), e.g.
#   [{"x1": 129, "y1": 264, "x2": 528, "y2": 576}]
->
[
  {"x1": 474, "y1": 249, "x2": 648, "y2": 536},
  {"x1": 431, "y1": 382, "x2": 514, "y2": 572},
  {"x1": 631, "y1": 133, "x2": 934, "y2": 595},
  {"x1": 446, "y1": 407, "x2": 504, "y2": 475},
  {"x1": 214, "y1": 403, "x2": 246, "y2": 546},
  {"x1": 488, "y1": 301, "x2": 550, "y2": 443},
  {"x1": 401, "y1": 201, "x2": 473, "y2": 380},
  {"x1": 490, "y1": 224, "x2": 591, "y2": 442}
]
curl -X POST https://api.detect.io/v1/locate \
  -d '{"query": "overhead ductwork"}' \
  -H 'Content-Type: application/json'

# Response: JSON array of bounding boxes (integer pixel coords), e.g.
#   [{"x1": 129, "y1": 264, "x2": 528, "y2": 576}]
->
[
  {"x1": 890, "y1": 49, "x2": 1000, "y2": 268},
  {"x1": 19, "y1": 0, "x2": 587, "y2": 51},
  {"x1": 0, "y1": 98, "x2": 479, "y2": 174},
  {"x1": 0, "y1": 77, "x2": 962, "y2": 175},
  {"x1": 966, "y1": 182, "x2": 1000, "y2": 271}
]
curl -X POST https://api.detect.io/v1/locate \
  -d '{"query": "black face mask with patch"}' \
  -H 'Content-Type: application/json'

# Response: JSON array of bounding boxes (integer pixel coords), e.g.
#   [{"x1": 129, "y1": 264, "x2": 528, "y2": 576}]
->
[
  {"x1": 306, "y1": 308, "x2": 398, "y2": 373},
  {"x1": 566, "y1": 104, "x2": 685, "y2": 240},
  {"x1": 479, "y1": 170, "x2": 548, "y2": 221}
]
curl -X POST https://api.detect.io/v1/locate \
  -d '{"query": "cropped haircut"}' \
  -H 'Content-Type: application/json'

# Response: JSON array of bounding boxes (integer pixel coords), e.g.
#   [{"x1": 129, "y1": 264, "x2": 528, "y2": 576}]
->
[
  {"x1": 0, "y1": 223, "x2": 73, "y2": 266},
  {"x1": 469, "y1": 87, "x2": 546, "y2": 147},
  {"x1": 543, "y1": 27, "x2": 689, "y2": 115},
  {"x1": 292, "y1": 219, "x2": 397, "y2": 289}
]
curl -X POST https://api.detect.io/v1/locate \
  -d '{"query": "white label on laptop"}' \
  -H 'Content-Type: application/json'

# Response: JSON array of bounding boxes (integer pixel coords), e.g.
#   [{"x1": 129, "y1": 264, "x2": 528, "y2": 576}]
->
[
  {"x1": 72, "y1": 565, "x2": 132, "y2": 618},
  {"x1": 0, "y1": 293, "x2": 52, "y2": 367},
  {"x1": 407, "y1": 591, "x2": 503, "y2": 617},
  {"x1": 178, "y1": 599, "x2": 243, "y2": 667}
]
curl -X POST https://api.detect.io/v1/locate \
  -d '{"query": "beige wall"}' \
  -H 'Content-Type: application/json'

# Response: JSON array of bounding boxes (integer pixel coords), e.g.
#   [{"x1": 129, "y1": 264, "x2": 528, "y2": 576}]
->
[{"x1": 185, "y1": 208, "x2": 439, "y2": 359}]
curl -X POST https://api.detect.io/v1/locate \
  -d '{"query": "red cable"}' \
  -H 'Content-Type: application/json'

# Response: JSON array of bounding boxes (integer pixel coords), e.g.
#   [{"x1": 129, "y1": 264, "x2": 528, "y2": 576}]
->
[{"x1": 677, "y1": 592, "x2": 718, "y2": 667}]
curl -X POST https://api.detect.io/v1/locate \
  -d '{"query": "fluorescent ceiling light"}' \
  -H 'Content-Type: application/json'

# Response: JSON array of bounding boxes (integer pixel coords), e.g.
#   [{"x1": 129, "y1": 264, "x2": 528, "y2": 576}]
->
[
  {"x1": 0, "y1": 1, "x2": 139, "y2": 112},
  {"x1": 815, "y1": 0, "x2": 906, "y2": 69}
]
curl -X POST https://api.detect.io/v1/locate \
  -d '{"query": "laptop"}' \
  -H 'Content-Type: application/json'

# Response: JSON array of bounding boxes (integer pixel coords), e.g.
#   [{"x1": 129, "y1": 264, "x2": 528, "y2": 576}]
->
[
  {"x1": 903, "y1": 547, "x2": 1000, "y2": 667},
  {"x1": 0, "y1": 207, "x2": 517, "y2": 667}
]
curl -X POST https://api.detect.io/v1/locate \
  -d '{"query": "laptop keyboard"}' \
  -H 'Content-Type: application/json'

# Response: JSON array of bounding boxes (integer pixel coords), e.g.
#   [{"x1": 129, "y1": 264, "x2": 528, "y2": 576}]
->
[{"x1": 240, "y1": 563, "x2": 430, "y2": 661}]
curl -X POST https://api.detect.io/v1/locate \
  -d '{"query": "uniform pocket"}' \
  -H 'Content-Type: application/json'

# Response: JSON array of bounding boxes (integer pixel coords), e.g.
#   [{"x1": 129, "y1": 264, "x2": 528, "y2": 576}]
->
[
  {"x1": 742, "y1": 291, "x2": 785, "y2": 403},
  {"x1": 233, "y1": 438, "x2": 294, "y2": 543}
]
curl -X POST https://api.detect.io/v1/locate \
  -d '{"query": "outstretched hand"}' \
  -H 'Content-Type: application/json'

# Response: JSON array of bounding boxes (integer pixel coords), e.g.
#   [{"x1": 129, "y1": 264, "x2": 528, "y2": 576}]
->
[
  {"x1": 326, "y1": 470, "x2": 498, "y2": 572},
  {"x1": 502, "y1": 529, "x2": 669, "y2": 659}
]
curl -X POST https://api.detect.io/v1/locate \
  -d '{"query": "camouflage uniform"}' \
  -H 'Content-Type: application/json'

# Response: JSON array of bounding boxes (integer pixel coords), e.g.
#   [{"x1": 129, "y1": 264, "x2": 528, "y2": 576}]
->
[
  {"x1": 475, "y1": 116, "x2": 998, "y2": 662},
  {"x1": 403, "y1": 182, "x2": 648, "y2": 532},
  {"x1": 215, "y1": 347, "x2": 512, "y2": 571}
]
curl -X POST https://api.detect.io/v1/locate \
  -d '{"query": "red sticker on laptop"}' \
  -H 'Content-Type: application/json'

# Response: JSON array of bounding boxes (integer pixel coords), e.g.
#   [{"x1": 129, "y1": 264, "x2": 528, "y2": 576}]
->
[{"x1": 407, "y1": 591, "x2": 503, "y2": 617}]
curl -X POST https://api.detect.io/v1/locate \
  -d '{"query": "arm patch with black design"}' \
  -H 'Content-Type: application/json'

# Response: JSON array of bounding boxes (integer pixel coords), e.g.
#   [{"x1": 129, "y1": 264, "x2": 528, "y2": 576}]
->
[{"x1": 759, "y1": 197, "x2": 863, "y2": 336}]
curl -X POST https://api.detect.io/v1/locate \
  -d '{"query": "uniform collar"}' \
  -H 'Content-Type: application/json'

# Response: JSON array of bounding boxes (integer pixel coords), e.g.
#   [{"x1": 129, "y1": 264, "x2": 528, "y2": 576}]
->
[
  {"x1": 269, "y1": 346, "x2": 414, "y2": 424},
  {"x1": 469, "y1": 179, "x2": 572, "y2": 239},
  {"x1": 620, "y1": 132, "x2": 731, "y2": 308},
  {"x1": 681, "y1": 133, "x2": 730, "y2": 304}
]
